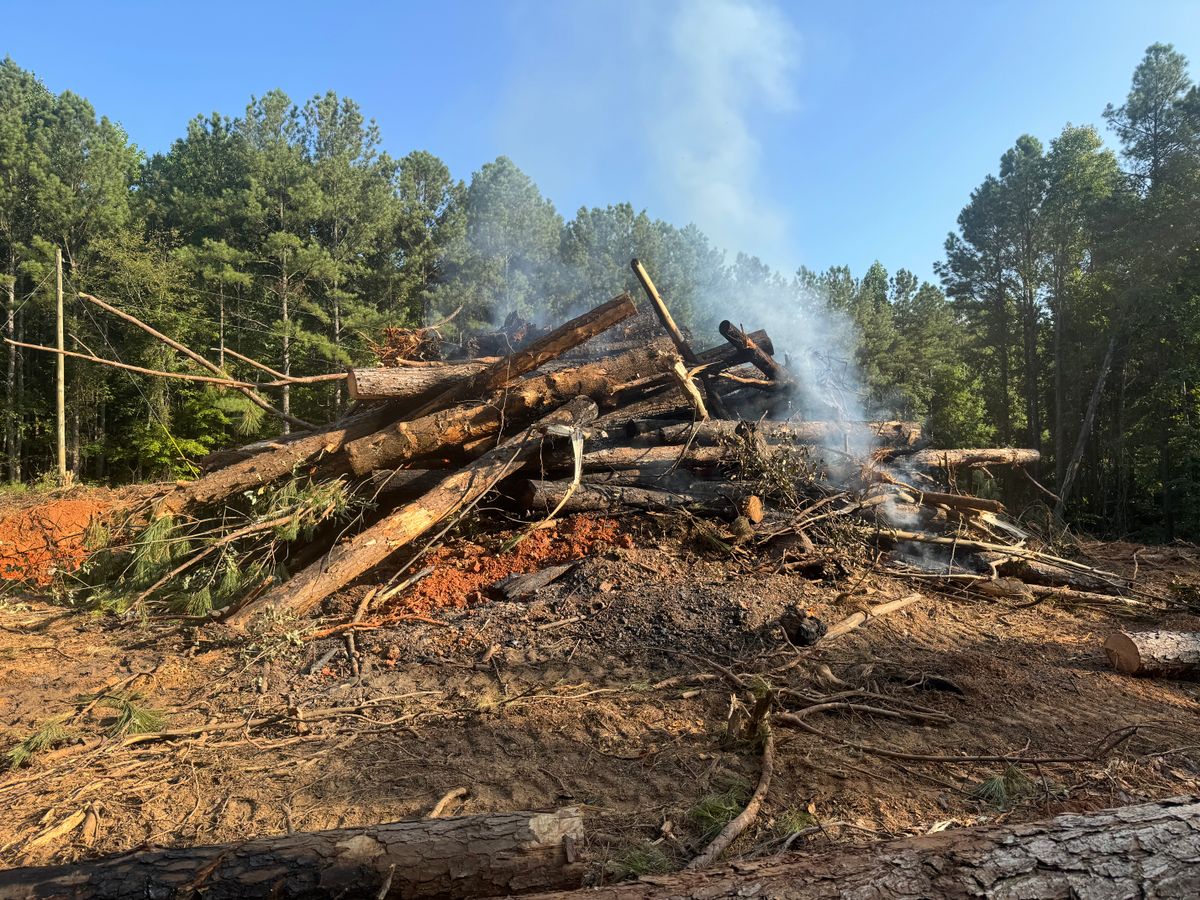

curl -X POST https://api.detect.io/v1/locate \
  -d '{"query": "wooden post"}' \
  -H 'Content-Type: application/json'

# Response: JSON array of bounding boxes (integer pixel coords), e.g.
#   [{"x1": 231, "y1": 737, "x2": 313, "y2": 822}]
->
[
  {"x1": 54, "y1": 247, "x2": 66, "y2": 484},
  {"x1": 630, "y1": 259, "x2": 730, "y2": 418}
]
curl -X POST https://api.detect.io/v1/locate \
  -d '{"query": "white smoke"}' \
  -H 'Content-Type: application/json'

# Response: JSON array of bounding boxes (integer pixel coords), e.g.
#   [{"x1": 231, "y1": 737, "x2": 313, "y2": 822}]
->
[{"x1": 650, "y1": 0, "x2": 800, "y2": 263}]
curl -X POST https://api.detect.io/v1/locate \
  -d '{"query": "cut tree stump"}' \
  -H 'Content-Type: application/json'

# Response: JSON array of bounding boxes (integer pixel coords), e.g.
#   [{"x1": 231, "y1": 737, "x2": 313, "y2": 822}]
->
[
  {"x1": 0, "y1": 808, "x2": 584, "y2": 900},
  {"x1": 518, "y1": 796, "x2": 1200, "y2": 900},
  {"x1": 225, "y1": 398, "x2": 599, "y2": 627},
  {"x1": 1104, "y1": 630, "x2": 1200, "y2": 679}
]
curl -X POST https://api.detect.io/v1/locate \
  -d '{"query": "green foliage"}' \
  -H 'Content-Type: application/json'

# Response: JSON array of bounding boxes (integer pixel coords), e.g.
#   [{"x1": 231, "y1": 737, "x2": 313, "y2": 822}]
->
[
  {"x1": 95, "y1": 690, "x2": 167, "y2": 737},
  {"x1": 4, "y1": 47, "x2": 1200, "y2": 540},
  {"x1": 688, "y1": 776, "x2": 752, "y2": 841},
  {"x1": 970, "y1": 765, "x2": 1035, "y2": 809},
  {"x1": 607, "y1": 844, "x2": 674, "y2": 880},
  {"x1": 5, "y1": 716, "x2": 74, "y2": 769}
]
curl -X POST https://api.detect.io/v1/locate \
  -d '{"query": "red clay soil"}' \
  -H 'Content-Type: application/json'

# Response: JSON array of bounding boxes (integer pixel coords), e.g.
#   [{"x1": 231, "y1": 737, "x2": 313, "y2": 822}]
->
[
  {"x1": 393, "y1": 515, "x2": 634, "y2": 616},
  {"x1": 0, "y1": 498, "x2": 107, "y2": 586}
]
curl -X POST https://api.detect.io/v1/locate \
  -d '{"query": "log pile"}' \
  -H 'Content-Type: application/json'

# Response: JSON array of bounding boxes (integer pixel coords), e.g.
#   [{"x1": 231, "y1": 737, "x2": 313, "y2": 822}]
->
[{"x1": 65, "y1": 259, "x2": 1157, "y2": 627}]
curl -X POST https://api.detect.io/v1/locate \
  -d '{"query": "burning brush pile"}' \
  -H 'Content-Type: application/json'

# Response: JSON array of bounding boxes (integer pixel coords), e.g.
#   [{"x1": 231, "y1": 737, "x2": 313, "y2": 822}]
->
[{"x1": 72, "y1": 260, "x2": 1149, "y2": 626}]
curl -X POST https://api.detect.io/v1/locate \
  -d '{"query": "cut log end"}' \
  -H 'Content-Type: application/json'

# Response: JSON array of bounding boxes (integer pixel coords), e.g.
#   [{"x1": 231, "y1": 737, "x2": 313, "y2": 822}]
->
[{"x1": 1104, "y1": 630, "x2": 1200, "y2": 679}]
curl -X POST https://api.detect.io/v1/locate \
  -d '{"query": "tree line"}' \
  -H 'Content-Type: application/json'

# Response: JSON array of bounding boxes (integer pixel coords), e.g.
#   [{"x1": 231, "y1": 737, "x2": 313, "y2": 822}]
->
[{"x1": 1, "y1": 44, "x2": 1198, "y2": 538}]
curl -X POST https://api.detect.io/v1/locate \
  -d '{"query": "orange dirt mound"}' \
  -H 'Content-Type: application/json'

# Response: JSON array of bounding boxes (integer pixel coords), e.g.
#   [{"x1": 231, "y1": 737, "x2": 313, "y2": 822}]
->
[
  {"x1": 394, "y1": 515, "x2": 633, "y2": 616},
  {"x1": 0, "y1": 498, "x2": 107, "y2": 585}
]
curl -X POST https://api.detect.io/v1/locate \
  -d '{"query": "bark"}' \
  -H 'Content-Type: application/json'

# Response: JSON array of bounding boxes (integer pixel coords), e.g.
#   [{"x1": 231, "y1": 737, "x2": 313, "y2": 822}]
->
[
  {"x1": 990, "y1": 555, "x2": 1128, "y2": 595},
  {"x1": 577, "y1": 445, "x2": 728, "y2": 472},
  {"x1": 157, "y1": 404, "x2": 402, "y2": 516},
  {"x1": 225, "y1": 399, "x2": 598, "y2": 627},
  {"x1": 1104, "y1": 631, "x2": 1200, "y2": 679},
  {"x1": 344, "y1": 346, "x2": 678, "y2": 475},
  {"x1": 718, "y1": 320, "x2": 792, "y2": 384},
  {"x1": 899, "y1": 448, "x2": 1040, "y2": 471},
  {"x1": 911, "y1": 489, "x2": 1004, "y2": 515},
  {"x1": 518, "y1": 479, "x2": 747, "y2": 517},
  {"x1": 637, "y1": 420, "x2": 923, "y2": 450},
  {"x1": 405, "y1": 293, "x2": 636, "y2": 420},
  {"x1": 4, "y1": 277, "x2": 15, "y2": 481},
  {"x1": 347, "y1": 360, "x2": 496, "y2": 402},
  {"x1": 522, "y1": 796, "x2": 1200, "y2": 900},
  {"x1": 0, "y1": 808, "x2": 584, "y2": 900},
  {"x1": 823, "y1": 593, "x2": 923, "y2": 641},
  {"x1": 492, "y1": 563, "x2": 576, "y2": 600}
]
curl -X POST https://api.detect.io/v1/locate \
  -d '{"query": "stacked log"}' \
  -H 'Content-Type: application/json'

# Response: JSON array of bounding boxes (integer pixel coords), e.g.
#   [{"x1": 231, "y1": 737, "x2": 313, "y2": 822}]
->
[{"x1": 88, "y1": 258, "x2": 1065, "y2": 629}]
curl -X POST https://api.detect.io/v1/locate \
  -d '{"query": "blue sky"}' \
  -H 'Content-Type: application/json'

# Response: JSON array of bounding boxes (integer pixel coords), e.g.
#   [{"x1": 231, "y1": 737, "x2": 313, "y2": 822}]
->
[{"x1": 4, "y1": 0, "x2": 1199, "y2": 285}]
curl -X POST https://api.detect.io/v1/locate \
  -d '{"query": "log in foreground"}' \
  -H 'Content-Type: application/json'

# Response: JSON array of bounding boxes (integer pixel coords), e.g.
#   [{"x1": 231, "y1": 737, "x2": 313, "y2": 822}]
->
[
  {"x1": 520, "y1": 797, "x2": 1200, "y2": 900},
  {"x1": 226, "y1": 398, "x2": 599, "y2": 627},
  {"x1": 1105, "y1": 630, "x2": 1200, "y2": 679},
  {"x1": 0, "y1": 808, "x2": 584, "y2": 900}
]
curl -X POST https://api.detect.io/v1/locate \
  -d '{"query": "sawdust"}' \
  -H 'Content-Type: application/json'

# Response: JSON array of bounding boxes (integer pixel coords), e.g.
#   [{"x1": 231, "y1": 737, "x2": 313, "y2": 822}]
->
[
  {"x1": 0, "y1": 498, "x2": 107, "y2": 586},
  {"x1": 393, "y1": 515, "x2": 633, "y2": 615}
]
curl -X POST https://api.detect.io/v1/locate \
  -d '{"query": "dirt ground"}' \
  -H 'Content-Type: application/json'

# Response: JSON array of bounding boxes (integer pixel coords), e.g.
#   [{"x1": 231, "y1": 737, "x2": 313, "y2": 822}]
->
[{"x1": 0, "y1": 489, "x2": 1198, "y2": 882}]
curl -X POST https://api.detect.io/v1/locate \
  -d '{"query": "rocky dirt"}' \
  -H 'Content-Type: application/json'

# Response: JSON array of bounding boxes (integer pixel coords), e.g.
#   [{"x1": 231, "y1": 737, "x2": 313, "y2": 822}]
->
[{"x1": 0, "y1": 495, "x2": 1198, "y2": 883}]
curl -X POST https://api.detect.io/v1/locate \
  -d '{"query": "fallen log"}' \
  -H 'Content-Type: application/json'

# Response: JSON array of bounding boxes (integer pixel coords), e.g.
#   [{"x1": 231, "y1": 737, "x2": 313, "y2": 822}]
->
[
  {"x1": 635, "y1": 419, "x2": 924, "y2": 450},
  {"x1": 518, "y1": 479, "x2": 746, "y2": 516},
  {"x1": 0, "y1": 808, "x2": 584, "y2": 900},
  {"x1": 404, "y1": 293, "x2": 636, "y2": 420},
  {"x1": 823, "y1": 593, "x2": 923, "y2": 641},
  {"x1": 986, "y1": 554, "x2": 1129, "y2": 595},
  {"x1": 518, "y1": 796, "x2": 1200, "y2": 900},
  {"x1": 157, "y1": 404, "x2": 402, "y2": 515},
  {"x1": 225, "y1": 398, "x2": 599, "y2": 627},
  {"x1": 344, "y1": 346, "x2": 678, "y2": 475},
  {"x1": 1104, "y1": 630, "x2": 1200, "y2": 679},
  {"x1": 718, "y1": 320, "x2": 792, "y2": 385},
  {"x1": 577, "y1": 445, "x2": 728, "y2": 472},
  {"x1": 900, "y1": 447, "x2": 1041, "y2": 470},
  {"x1": 346, "y1": 359, "x2": 496, "y2": 402}
]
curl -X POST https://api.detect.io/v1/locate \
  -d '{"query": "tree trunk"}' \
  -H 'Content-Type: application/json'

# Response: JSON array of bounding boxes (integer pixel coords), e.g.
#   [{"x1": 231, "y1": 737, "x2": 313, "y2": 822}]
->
[
  {"x1": 899, "y1": 448, "x2": 1040, "y2": 471},
  {"x1": 0, "y1": 808, "x2": 584, "y2": 900},
  {"x1": 520, "y1": 797, "x2": 1200, "y2": 900},
  {"x1": 405, "y1": 293, "x2": 636, "y2": 420},
  {"x1": 347, "y1": 361, "x2": 497, "y2": 402},
  {"x1": 576, "y1": 445, "x2": 728, "y2": 472},
  {"x1": 1056, "y1": 332, "x2": 1117, "y2": 519},
  {"x1": 518, "y1": 479, "x2": 746, "y2": 517},
  {"x1": 344, "y1": 346, "x2": 677, "y2": 475},
  {"x1": 281, "y1": 271, "x2": 291, "y2": 436},
  {"x1": 1104, "y1": 631, "x2": 1200, "y2": 679},
  {"x1": 156, "y1": 404, "x2": 403, "y2": 515},
  {"x1": 225, "y1": 398, "x2": 598, "y2": 627},
  {"x1": 4, "y1": 277, "x2": 16, "y2": 481},
  {"x1": 635, "y1": 420, "x2": 923, "y2": 450}
]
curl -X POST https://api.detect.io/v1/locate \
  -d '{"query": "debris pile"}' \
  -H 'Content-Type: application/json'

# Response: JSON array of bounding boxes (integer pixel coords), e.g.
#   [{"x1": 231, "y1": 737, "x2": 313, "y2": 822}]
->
[{"x1": 57, "y1": 260, "x2": 1164, "y2": 627}]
